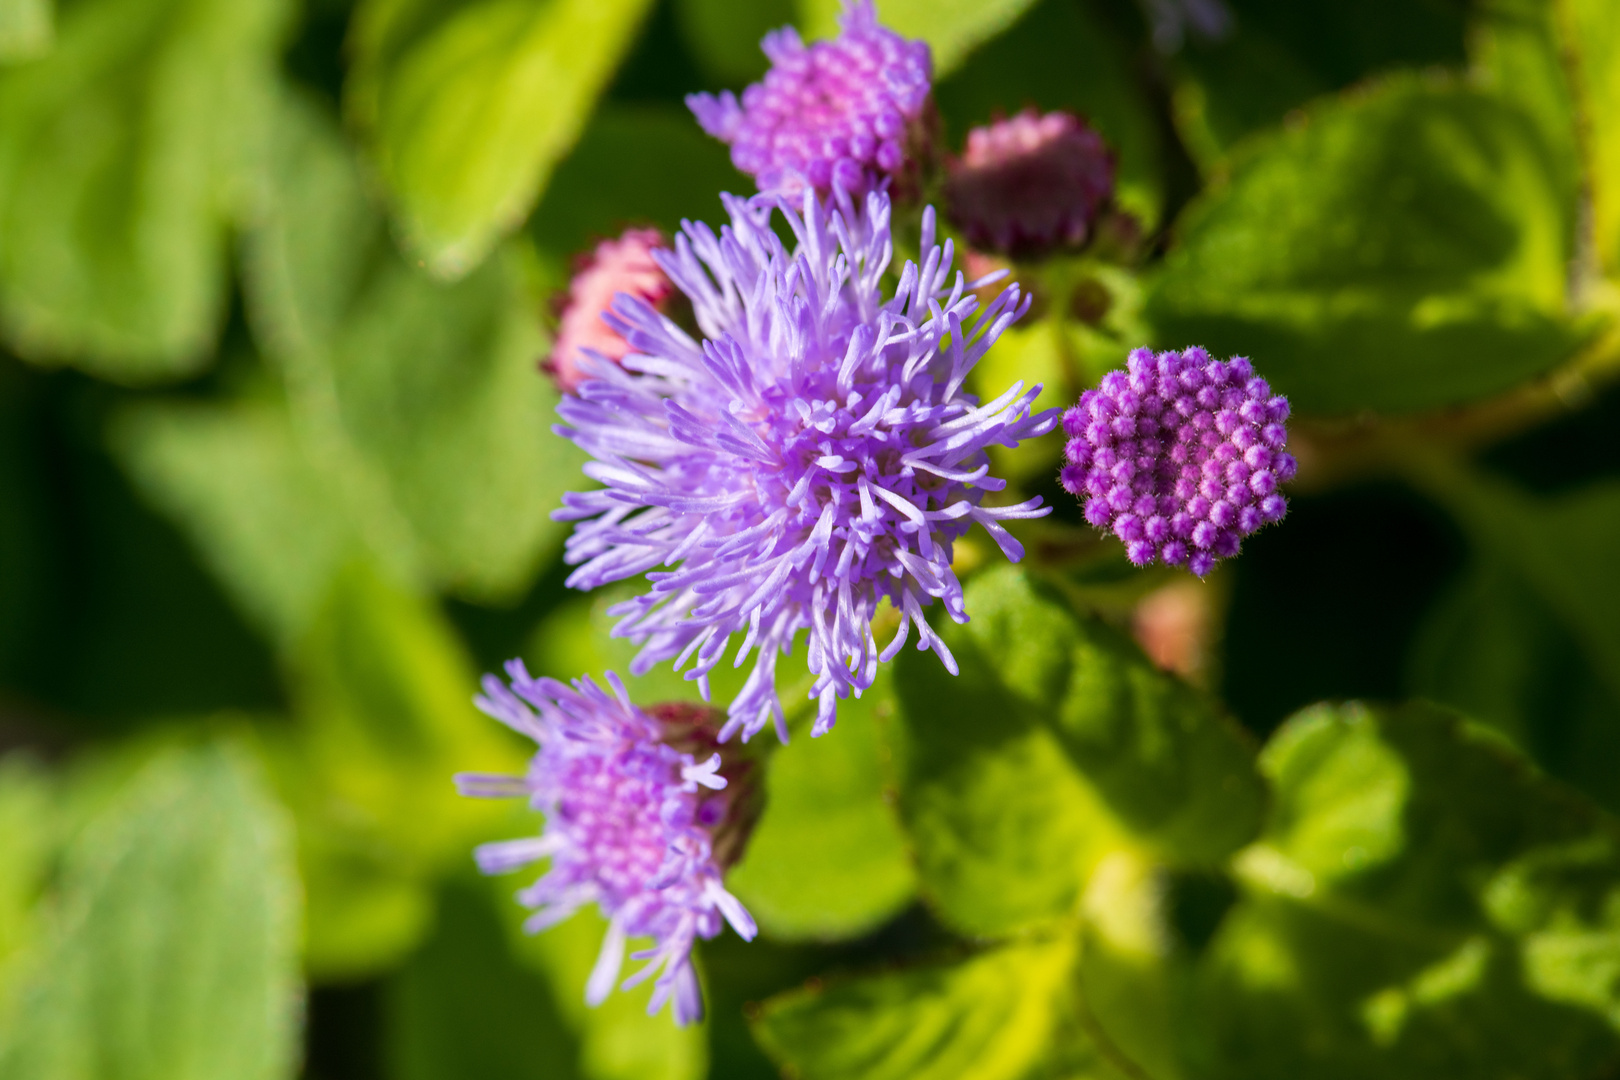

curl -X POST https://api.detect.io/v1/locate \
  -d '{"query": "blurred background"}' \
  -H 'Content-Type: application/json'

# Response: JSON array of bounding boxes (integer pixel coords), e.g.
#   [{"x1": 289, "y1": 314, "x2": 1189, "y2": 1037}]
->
[{"x1": 4, "y1": 0, "x2": 1620, "y2": 1077}]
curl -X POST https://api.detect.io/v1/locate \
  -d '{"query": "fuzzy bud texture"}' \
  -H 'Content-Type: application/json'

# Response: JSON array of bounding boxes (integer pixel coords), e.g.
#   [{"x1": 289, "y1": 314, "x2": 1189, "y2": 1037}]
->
[
  {"x1": 456, "y1": 665, "x2": 755, "y2": 1025},
  {"x1": 548, "y1": 229, "x2": 674, "y2": 393},
  {"x1": 555, "y1": 189, "x2": 1056, "y2": 742},
  {"x1": 686, "y1": 1, "x2": 931, "y2": 199},
  {"x1": 1060, "y1": 347, "x2": 1293, "y2": 576},
  {"x1": 945, "y1": 110, "x2": 1115, "y2": 259}
]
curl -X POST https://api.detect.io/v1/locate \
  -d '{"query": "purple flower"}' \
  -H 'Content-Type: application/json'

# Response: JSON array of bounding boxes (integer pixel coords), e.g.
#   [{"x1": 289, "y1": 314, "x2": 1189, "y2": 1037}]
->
[
  {"x1": 1060, "y1": 347, "x2": 1293, "y2": 576},
  {"x1": 456, "y1": 664, "x2": 758, "y2": 1025},
  {"x1": 555, "y1": 189, "x2": 1057, "y2": 742},
  {"x1": 686, "y1": 0, "x2": 932, "y2": 200},
  {"x1": 945, "y1": 110, "x2": 1116, "y2": 260}
]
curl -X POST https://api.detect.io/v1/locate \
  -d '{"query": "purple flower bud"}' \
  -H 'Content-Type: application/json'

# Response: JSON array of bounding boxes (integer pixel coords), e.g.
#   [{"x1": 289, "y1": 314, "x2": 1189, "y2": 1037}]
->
[
  {"x1": 687, "y1": 1, "x2": 932, "y2": 200},
  {"x1": 1059, "y1": 348, "x2": 1291, "y2": 575},
  {"x1": 944, "y1": 109, "x2": 1115, "y2": 259},
  {"x1": 458, "y1": 667, "x2": 761, "y2": 1026}
]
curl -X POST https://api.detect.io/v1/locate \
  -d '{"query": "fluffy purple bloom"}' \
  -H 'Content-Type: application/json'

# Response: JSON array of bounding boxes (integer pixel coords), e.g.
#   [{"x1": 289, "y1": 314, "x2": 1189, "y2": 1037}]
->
[
  {"x1": 686, "y1": 0, "x2": 932, "y2": 200},
  {"x1": 456, "y1": 664, "x2": 757, "y2": 1025},
  {"x1": 1060, "y1": 347, "x2": 1293, "y2": 576},
  {"x1": 555, "y1": 189, "x2": 1057, "y2": 742}
]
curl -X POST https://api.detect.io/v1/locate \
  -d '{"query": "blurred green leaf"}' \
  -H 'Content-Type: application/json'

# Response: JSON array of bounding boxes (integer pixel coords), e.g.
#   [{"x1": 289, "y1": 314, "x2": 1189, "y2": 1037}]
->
[
  {"x1": 1146, "y1": 75, "x2": 1590, "y2": 416},
  {"x1": 798, "y1": 0, "x2": 1037, "y2": 77},
  {"x1": 528, "y1": 103, "x2": 741, "y2": 264},
  {"x1": 934, "y1": 0, "x2": 1164, "y2": 226},
  {"x1": 672, "y1": 0, "x2": 791, "y2": 84},
  {"x1": 1560, "y1": 0, "x2": 1620, "y2": 276},
  {"x1": 246, "y1": 93, "x2": 584, "y2": 605},
  {"x1": 0, "y1": 0, "x2": 288, "y2": 381},
  {"x1": 1186, "y1": 701, "x2": 1620, "y2": 1079},
  {"x1": 0, "y1": 740, "x2": 302, "y2": 1080},
  {"x1": 113, "y1": 400, "x2": 381, "y2": 646},
  {"x1": 725, "y1": 677, "x2": 916, "y2": 942},
  {"x1": 753, "y1": 933, "x2": 1133, "y2": 1080},
  {"x1": 266, "y1": 563, "x2": 525, "y2": 979},
  {"x1": 1412, "y1": 468, "x2": 1620, "y2": 814},
  {"x1": 505, "y1": 907, "x2": 707, "y2": 1080},
  {"x1": 348, "y1": 0, "x2": 656, "y2": 277},
  {"x1": 1169, "y1": 0, "x2": 1466, "y2": 169},
  {"x1": 0, "y1": 754, "x2": 54, "y2": 1016},
  {"x1": 1470, "y1": 0, "x2": 1581, "y2": 215},
  {"x1": 890, "y1": 566, "x2": 1263, "y2": 936},
  {"x1": 0, "y1": 0, "x2": 51, "y2": 61},
  {"x1": 387, "y1": 881, "x2": 581, "y2": 1080}
]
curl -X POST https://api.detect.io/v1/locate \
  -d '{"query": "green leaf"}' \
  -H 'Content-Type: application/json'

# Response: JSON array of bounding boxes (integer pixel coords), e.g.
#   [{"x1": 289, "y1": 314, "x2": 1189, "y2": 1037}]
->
[
  {"x1": 672, "y1": 0, "x2": 792, "y2": 84},
  {"x1": 1560, "y1": 0, "x2": 1620, "y2": 275},
  {"x1": 0, "y1": 754, "x2": 53, "y2": 1016},
  {"x1": 890, "y1": 566, "x2": 1263, "y2": 936},
  {"x1": 0, "y1": 0, "x2": 50, "y2": 61},
  {"x1": 797, "y1": 0, "x2": 1037, "y2": 76},
  {"x1": 112, "y1": 400, "x2": 383, "y2": 646},
  {"x1": 0, "y1": 0, "x2": 288, "y2": 381},
  {"x1": 1168, "y1": 0, "x2": 1466, "y2": 169},
  {"x1": 267, "y1": 562, "x2": 526, "y2": 979},
  {"x1": 1146, "y1": 75, "x2": 1590, "y2": 415},
  {"x1": 725, "y1": 676, "x2": 917, "y2": 942},
  {"x1": 933, "y1": 0, "x2": 1164, "y2": 226},
  {"x1": 387, "y1": 882, "x2": 581, "y2": 1080},
  {"x1": 348, "y1": 0, "x2": 656, "y2": 277},
  {"x1": 528, "y1": 103, "x2": 742, "y2": 264},
  {"x1": 1187, "y1": 701, "x2": 1620, "y2": 1079},
  {"x1": 1470, "y1": 0, "x2": 1582, "y2": 213},
  {"x1": 752, "y1": 933, "x2": 1132, "y2": 1080},
  {"x1": 246, "y1": 93, "x2": 584, "y2": 605},
  {"x1": 0, "y1": 740, "x2": 302, "y2": 1080},
  {"x1": 504, "y1": 907, "x2": 708, "y2": 1080},
  {"x1": 1410, "y1": 467, "x2": 1620, "y2": 815}
]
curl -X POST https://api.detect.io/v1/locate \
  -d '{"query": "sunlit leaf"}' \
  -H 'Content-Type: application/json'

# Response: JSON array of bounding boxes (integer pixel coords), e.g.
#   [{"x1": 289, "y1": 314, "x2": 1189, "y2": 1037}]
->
[
  {"x1": 891, "y1": 566, "x2": 1263, "y2": 936},
  {"x1": 0, "y1": 0, "x2": 288, "y2": 380},
  {"x1": 725, "y1": 677, "x2": 916, "y2": 942},
  {"x1": 1187, "y1": 701, "x2": 1620, "y2": 1079},
  {"x1": 0, "y1": 741, "x2": 302, "y2": 1080},
  {"x1": 1146, "y1": 75, "x2": 1590, "y2": 415},
  {"x1": 267, "y1": 563, "x2": 525, "y2": 979},
  {"x1": 0, "y1": 0, "x2": 50, "y2": 61},
  {"x1": 798, "y1": 0, "x2": 1038, "y2": 77},
  {"x1": 246, "y1": 94, "x2": 583, "y2": 605},
  {"x1": 0, "y1": 754, "x2": 53, "y2": 1017},
  {"x1": 753, "y1": 932, "x2": 1132, "y2": 1080},
  {"x1": 1559, "y1": 0, "x2": 1620, "y2": 275},
  {"x1": 348, "y1": 0, "x2": 656, "y2": 277}
]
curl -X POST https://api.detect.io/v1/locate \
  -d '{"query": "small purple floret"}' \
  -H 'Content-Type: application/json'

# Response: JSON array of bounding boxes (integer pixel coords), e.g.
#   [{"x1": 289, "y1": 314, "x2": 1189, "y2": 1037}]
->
[
  {"x1": 555, "y1": 189, "x2": 1057, "y2": 742},
  {"x1": 456, "y1": 665, "x2": 756, "y2": 1026},
  {"x1": 1060, "y1": 347, "x2": 1293, "y2": 575},
  {"x1": 686, "y1": 0, "x2": 932, "y2": 199}
]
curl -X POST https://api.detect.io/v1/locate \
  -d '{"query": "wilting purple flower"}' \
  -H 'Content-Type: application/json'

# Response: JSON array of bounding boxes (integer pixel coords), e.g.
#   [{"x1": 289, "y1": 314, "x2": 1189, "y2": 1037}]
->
[
  {"x1": 556, "y1": 188, "x2": 1056, "y2": 742},
  {"x1": 1060, "y1": 347, "x2": 1293, "y2": 576},
  {"x1": 456, "y1": 665, "x2": 757, "y2": 1025},
  {"x1": 687, "y1": 0, "x2": 932, "y2": 200},
  {"x1": 945, "y1": 110, "x2": 1115, "y2": 260}
]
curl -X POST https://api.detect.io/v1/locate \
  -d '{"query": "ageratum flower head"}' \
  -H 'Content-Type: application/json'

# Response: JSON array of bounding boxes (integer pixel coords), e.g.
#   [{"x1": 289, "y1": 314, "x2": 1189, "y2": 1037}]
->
[
  {"x1": 556, "y1": 189, "x2": 1057, "y2": 742},
  {"x1": 456, "y1": 665, "x2": 757, "y2": 1025},
  {"x1": 945, "y1": 110, "x2": 1116, "y2": 260},
  {"x1": 1060, "y1": 347, "x2": 1292, "y2": 576},
  {"x1": 547, "y1": 228, "x2": 675, "y2": 393},
  {"x1": 686, "y1": 0, "x2": 932, "y2": 200}
]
